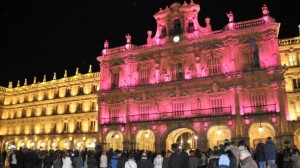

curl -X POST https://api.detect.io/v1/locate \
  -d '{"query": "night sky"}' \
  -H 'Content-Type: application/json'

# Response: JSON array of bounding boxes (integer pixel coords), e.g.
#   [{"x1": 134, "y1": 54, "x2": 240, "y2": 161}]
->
[{"x1": 0, "y1": 0, "x2": 299, "y2": 87}]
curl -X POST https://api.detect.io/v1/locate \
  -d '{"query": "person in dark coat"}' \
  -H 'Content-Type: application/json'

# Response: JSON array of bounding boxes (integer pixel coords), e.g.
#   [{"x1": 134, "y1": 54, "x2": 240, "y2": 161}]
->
[
  {"x1": 87, "y1": 150, "x2": 97, "y2": 168},
  {"x1": 180, "y1": 149, "x2": 189, "y2": 168},
  {"x1": 254, "y1": 140, "x2": 267, "y2": 168},
  {"x1": 16, "y1": 148, "x2": 25, "y2": 168},
  {"x1": 52, "y1": 151, "x2": 62, "y2": 168},
  {"x1": 282, "y1": 145, "x2": 293, "y2": 168},
  {"x1": 168, "y1": 144, "x2": 183, "y2": 168},
  {"x1": 162, "y1": 150, "x2": 171, "y2": 168},
  {"x1": 137, "y1": 152, "x2": 152, "y2": 168},
  {"x1": 264, "y1": 137, "x2": 277, "y2": 168},
  {"x1": 117, "y1": 152, "x2": 128, "y2": 168}
]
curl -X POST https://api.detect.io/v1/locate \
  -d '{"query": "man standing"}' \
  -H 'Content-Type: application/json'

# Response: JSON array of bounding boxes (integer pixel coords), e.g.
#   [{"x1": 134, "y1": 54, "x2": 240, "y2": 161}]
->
[
  {"x1": 168, "y1": 144, "x2": 183, "y2": 168},
  {"x1": 264, "y1": 137, "x2": 277, "y2": 168}
]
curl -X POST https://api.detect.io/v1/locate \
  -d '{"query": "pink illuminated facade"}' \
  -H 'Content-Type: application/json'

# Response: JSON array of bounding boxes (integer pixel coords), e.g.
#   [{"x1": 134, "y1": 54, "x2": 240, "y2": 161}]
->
[{"x1": 97, "y1": 2, "x2": 292, "y2": 151}]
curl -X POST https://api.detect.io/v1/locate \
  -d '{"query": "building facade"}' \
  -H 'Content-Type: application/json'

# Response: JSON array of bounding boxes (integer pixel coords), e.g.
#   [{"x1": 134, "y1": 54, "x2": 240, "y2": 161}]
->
[
  {"x1": 97, "y1": 2, "x2": 295, "y2": 152},
  {"x1": 279, "y1": 28, "x2": 300, "y2": 148},
  {"x1": 1, "y1": 1, "x2": 300, "y2": 152},
  {"x1": 0, "y1": 66, "x2": 100, "y2": 151}
]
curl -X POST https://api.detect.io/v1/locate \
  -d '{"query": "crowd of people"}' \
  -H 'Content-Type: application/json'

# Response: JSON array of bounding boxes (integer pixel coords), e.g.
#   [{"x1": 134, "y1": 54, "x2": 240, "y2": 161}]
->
[{"x1": 0, "y1": 137, "x2": 300, "y2": 168}]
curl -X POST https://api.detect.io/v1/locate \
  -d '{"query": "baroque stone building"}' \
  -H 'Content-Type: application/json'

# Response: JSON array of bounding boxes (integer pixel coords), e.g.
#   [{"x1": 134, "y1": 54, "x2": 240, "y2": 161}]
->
[
  {"x1": 0, "y1": 66, "x2": 100, "y2": 150},
  {"x1": 1, "y1": 1, "x2": 300, "y2": 152},
  {"x1": 97, "y1": 2, "x2": 295, "y2": 152}
]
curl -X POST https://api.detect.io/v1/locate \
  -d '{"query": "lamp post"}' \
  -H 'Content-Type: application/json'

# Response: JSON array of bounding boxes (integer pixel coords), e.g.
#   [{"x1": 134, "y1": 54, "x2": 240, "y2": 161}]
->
[
  {"x1": 69, "y1": 137, "x2": 73, "y2": 150},
  {"x1": 194, "y1": 135, "x2": 198, "y2": 149}
]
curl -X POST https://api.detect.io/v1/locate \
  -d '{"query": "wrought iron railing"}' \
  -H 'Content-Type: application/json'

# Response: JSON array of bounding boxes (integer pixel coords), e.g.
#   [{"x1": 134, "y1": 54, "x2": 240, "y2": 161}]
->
[
  {"x1": 242, "y1": 104, "x2": 276, "y2": 115},
  {"x1": 101, "y1": 106, "x2": 232, "y2": 124}
]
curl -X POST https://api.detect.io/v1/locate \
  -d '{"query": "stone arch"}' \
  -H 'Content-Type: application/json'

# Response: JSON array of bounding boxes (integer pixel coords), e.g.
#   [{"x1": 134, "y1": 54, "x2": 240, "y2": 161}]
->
[
  {"x1": 207, "y1": 125, "x2": 232, "y2": 149},
  {"x1": 165, "y1": 128, "x2": 198, "y2": 151},
  {"x1": 248, "y1": 122, "x2": 276, "y2": 149},
  {"x1": 106, "y1": 131, "x2": 123, "y2": 151},
  {"x1": 136, "y1": 129, "x2": 155, "y2": 151}
]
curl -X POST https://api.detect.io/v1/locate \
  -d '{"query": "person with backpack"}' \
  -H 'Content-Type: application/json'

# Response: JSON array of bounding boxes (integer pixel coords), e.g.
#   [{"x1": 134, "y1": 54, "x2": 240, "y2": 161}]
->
[
  {"x1": 237, "y1": 140, "x2": 258, "y2": 168},
  {"x1": 218, "y1": 150, "x2": 230, "y2": 168}
]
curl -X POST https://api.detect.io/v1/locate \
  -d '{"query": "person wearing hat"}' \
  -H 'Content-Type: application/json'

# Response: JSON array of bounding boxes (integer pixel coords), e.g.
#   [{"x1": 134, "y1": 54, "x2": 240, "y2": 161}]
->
[{"x1": 168, "y1": 144, "x2": 183, "y2": 168}]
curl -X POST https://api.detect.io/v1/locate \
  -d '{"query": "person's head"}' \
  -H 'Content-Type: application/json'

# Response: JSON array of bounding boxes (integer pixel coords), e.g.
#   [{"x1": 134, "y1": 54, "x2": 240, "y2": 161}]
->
[
  {"x1": 74, "y1": 150, "x2": 80, "y2": 157},
  {"x1": 189, "y1": 150, "x2": 195, "y2": 156},
  {"x1": 128, "y1": 153, "x2": 134, "y2": 159},
  {"x1": 237, "y1": 140, "x2": 246, "y2": 147}
]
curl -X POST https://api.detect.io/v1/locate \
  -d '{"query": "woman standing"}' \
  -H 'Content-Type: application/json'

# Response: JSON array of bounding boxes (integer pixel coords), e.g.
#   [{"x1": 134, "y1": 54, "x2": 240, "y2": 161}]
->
[
  {"x1": 62, "y1": 151, "x2": 72, "y2": 168},
  {"x1": 237, "y1": 140, "x2": 258, "y2": 168},
  {"x1": 100, "y1": 151, "x2": 108, "y2": 168}
]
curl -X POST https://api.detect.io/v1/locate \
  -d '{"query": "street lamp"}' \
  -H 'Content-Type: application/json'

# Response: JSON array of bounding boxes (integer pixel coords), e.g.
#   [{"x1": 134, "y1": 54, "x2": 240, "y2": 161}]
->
[
  {"x1": 194, "y1": 135, "x2": 198, "y2": 149},
  {"x1": 144, "y1": 132, "x2": 149, "y2": 150}
]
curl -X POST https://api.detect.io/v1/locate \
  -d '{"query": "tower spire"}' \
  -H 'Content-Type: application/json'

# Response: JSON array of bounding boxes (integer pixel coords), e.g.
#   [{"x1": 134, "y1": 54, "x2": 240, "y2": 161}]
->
[{"x1": 17, "y1": 80, "x2": 20, "y2": 87}]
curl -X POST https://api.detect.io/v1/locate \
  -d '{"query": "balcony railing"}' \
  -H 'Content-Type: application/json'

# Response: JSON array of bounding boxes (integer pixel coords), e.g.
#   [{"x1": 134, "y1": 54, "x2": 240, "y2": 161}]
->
[
  {"x1": 101, "y1": 106, "x2": 232, "y2": 124},
  {"x1": 101, "y1": 116, "x2": 126, "y2": 125},
  {"x1": 243, "y1": 104, "x2": 276, "y2": 115}
]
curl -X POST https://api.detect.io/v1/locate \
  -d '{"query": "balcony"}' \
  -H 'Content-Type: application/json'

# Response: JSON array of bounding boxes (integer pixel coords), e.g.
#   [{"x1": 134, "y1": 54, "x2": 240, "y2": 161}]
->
[
  {"x1": 101, "y1": 106, "x2": 232, "y2": 124},
  {"x1": 101, "y1": 117, "x2": 126, "y2": 125},
  {"x1": 242, "y1": 104, "x2": 277, "y2": 116}
]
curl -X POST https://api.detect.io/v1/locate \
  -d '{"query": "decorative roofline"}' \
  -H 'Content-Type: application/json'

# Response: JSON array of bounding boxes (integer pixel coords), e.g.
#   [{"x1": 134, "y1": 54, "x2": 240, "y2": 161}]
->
[{"x1": 279, "y1": 36, "x2": 300, "y2": 46}]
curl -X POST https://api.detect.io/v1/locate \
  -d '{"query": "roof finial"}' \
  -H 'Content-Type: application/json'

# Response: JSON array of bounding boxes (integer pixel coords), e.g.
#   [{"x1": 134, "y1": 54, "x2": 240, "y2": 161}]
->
[
  {"x1": 43, "y1": 75, "x2": 46, "y2": 82},
  {"x1": 262, "y1": 4, "x2": 269, "y2": 16},
  {"x1": 190, "y1": 0, "x2": 194, "y2": 4},
  {"x1": 226, "y1": 11, "x2": 234, "y2": 23},
  {"x1": 33, "y1": 76, "x2": 36, "y2": 84},
  {"x1": 64, "y1": 70, "x2": 67, "y2": 78},
  {"x1": 17, "y1": 80, "x2": 20, "y2": 87},
  {"x1": 88, "y1": 65, "x2": 92, "y2": 73},
  {"x1": 53, "y1": 72, "x2": 56, "y2": 80},
  {"x1": 8, "y1": 82, "x2": 13, "y2": 88},
  {"x1": 24, "y1": 78, "x2": 27, "y2": 86},
  {"x1": 126, "y1": 34, "x2": 132, "y2": 44},
  {"x1": 76, "y1": 67, "x2": 79, "y2": 75},
  {"x1": 104, "y1": 40, "x2": 109, "y2": 49}
]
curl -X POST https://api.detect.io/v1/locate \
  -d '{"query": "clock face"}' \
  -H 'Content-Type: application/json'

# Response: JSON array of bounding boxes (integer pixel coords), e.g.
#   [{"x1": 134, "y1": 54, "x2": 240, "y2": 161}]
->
[{"x1": 173, "y1": 36, "x2": 180, "y2": 43}]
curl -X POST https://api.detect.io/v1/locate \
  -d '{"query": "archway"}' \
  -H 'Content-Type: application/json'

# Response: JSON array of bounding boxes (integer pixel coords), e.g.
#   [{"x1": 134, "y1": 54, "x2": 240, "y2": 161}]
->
[
  {"x1": 136, "y1": 130, "x2": 155, "y2": 151},
  {"x1": 249, "y1": 122, "x2": 276, "y2": 149},
  {"x1": 106, "y1": 131, "x2": 123, "y2": 151},
  {"x1": 165, "y1": 128, "x2": 197, "y2": 151},
  {"x1": 207, "y1": 125, "x2": 231, "y2": 149}
]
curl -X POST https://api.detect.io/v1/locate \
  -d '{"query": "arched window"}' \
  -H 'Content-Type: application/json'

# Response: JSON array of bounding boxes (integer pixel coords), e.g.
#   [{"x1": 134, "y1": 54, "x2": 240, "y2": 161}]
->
[{"x1": 187, "y1": 19, "x2": 195, "y2": 33}]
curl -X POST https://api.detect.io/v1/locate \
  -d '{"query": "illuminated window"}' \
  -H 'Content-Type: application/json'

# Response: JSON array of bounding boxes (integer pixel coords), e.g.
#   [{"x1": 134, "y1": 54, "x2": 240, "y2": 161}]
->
[
  {"x1": 173, "y1": 63, "x2": 184, "y2": 80},
  {"x1": 289, "y1": 55, "x2": 298, "y2": 66},
  {"x1": 293, "y1": 78, "x2": 300, "y2": 89},
  {"x1": 109, "y1": 108, "x2": 120, "y2": 123},
  {"x1": 63, "y1": 122, "x2": 68, "y2": 132},
  {"x1": 139, "y1": 68, "x2": 150, "y2": 85},
  {"x1": 173, "y1": 102, "x2": 184, "y2": 117},
  {"x1": 208, "y1": 57, "x2": 221, "y2": 76},
  {"x1": 250, "y1": 93, "x2": 266, "y2": 111},
  {"x1": 90, "y1": 121, "x2": 96, "y2": 131},
  {"x1": 211, "y1": 98, "x2": 223, "y2": 113},
  {"x1": 139, "y1": 105, "x2": 150, "y2": 119},
  {"x1": 111, "y1": 73, "x2": 119, "y2": 89}
]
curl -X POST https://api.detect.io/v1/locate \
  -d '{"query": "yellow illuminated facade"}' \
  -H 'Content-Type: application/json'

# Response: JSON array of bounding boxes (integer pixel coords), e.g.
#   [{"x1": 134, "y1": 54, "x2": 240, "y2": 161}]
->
[
  {"x1": 0, "y1": 66, "x2": 100, "y2": 150},
  {"x1": 279, "y1": 26, "x2": 300, "y2": 147}
]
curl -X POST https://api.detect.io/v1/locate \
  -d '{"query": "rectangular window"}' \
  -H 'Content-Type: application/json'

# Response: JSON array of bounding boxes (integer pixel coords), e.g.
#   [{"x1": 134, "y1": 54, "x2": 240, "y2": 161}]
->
[
  {"x1": 293, "y1": 78, "x2": 300, "y2": 89},
  {"x1": 111, "y1": 73, "x2": 119, "y2": 89},
  {"x1": 76, "y1": 121, "x2": 81, "y2": 131},
  {"x1": 211, "y1": 98, "x2": 223, "y2": 113},
  {"x1": 208, "y1": 57, "x2": 221, "y2": 76},
  {"x1": 289, "y1": 55, "x2": 298, "y2": 66},
  {"x1": 250, "y1": 93, "x2": 266, "y2": 111},
  {"x1": 139, "y1": 105, "x2": 150, "y2": 119},
  {"x1": 140, "y1": 68, "x2": 150, "y2": 84},
  {"x1": 172, "y1": 63, "x2": 184, "y2": 80},
  {"x1": 90, "y1": 121, "x2": 96, "y2": 130},
  {"x1": 63, "y1": 122, "x2": 68, "y2": 132},
  {"x1": 173, "y1": 102, "x2": 184, "y2": 117},
  {"x1": 109, "y1": 108, "x2": 120, "y2": 122}
]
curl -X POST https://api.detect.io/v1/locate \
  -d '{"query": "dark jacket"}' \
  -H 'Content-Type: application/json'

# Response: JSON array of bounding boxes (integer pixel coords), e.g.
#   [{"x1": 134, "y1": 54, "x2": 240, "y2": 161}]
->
[
  {"x1": 180, "y1": 151, "x2": 189, "y2": 168},
  {"x1": 168, "y1": 153, "x2": 183, "y2": 168},
  {"x1": 137, "y1": 157, "x2": 152, "y2": 168},
  {"x1": 264, "y1": 140, "x2": 277, "y2": 160},
  {"x1": 255, "y1": 143, "x2": 267, "y2": 162}
]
